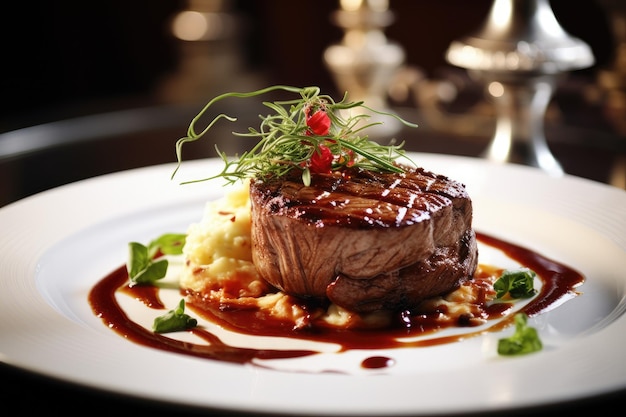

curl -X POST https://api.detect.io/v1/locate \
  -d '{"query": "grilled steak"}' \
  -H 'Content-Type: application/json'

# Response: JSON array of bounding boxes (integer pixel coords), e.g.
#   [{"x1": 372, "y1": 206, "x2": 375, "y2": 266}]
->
[{"x1": 249, "y1": 165, "x2": 478, "y2": 313}]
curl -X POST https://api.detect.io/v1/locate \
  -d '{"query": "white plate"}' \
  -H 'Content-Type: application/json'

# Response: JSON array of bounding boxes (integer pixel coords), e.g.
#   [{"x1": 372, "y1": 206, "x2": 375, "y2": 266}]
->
[{"x1": 1, "y1": 153, "x2": 625, "y2": 416}]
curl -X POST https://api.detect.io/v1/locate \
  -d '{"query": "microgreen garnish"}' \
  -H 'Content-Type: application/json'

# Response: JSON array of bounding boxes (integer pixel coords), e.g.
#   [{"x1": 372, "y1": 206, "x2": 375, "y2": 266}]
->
[
  {"x1": 127, "y1": 233, "x2": 186, "y2": 285},
  {"x1": 153, "y1": 299, "x2": 198, "y2": 333},
  {"x1": 494, "y1": 267, "x2": 538, "y2": 299},
  {"x1": 171, "y1": 85, "x2": 418, "y2": 186},
  {"x1": 497, "y1": 313, "x2": 543, "y2": 356}
]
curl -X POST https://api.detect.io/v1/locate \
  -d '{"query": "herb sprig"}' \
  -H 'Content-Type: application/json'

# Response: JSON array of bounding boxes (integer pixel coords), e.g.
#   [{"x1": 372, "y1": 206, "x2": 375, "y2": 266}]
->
[
  {"x1": 153, "y1": 299, "x2": 198, "y2": 333},
  {"x1": 493, "y1": 268, "x2": 543, "y2": 356},
  {"x1": 172, "y1": 85, "x2": 418, "y2": 186},
  {"x1": 127, "y1": 233, "x2": 186, "y2": 285},
  {"x1": 497, "y1": 313, "x2": 542, "y2": 356},
  {"x1": 494, "y1": 268, "x2": 538, "y2": 299}
]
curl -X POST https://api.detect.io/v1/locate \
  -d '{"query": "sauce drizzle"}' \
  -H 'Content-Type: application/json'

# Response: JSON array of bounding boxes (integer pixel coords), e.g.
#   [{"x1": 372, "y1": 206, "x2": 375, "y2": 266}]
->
[{"x1": 88, "y1": 232, "x2": 584, "y2": 369}]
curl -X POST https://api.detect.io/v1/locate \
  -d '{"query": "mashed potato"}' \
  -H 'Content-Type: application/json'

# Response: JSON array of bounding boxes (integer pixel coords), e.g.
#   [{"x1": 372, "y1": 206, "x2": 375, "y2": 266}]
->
[
  {"x1": 179, "y1": 180, "x2": 313, "y2": 326},
  {"x1": 180, "y1": 180, "x2": 265, "y2": 296}
]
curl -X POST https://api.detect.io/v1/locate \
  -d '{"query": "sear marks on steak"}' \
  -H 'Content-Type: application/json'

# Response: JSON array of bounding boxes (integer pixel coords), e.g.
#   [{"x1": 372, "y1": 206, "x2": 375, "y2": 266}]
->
[{"x1": 249, "y1": 165, "x2": 478, "y2": 313}]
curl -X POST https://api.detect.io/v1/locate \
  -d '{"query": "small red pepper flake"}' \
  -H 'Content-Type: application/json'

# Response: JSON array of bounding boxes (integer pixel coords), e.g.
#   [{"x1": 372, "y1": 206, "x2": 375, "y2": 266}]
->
[{"x1": 218, "y1": 211, "x2": 236, "y2": 222}]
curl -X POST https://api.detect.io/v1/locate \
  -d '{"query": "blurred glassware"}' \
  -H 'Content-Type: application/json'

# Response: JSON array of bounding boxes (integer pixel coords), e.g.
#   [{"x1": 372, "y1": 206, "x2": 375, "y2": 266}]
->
[
  {"x1": 445, "y1": 0, "x2": 594, "y2": 176},
  {"x1": 323, "y1": 0, "x2": 406, "y2": 136}
]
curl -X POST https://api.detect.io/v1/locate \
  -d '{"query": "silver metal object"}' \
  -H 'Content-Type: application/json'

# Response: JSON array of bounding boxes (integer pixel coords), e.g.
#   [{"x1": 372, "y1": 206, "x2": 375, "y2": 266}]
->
[
  {"x1": 446, "y1": 0, "x2": 594, "y2": 175},
  {"x1": 323, "y1": 0, "x2": 405, "y2": 136}
]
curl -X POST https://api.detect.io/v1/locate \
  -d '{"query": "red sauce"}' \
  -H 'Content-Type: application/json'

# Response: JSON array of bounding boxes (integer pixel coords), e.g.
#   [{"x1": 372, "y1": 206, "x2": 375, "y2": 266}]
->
[
  {"x1": 361, "y1": 356, "x2": 395, "y2": 369},
  {"x1": 88, "y1": 232, "x2": 584, "y2": 369}
]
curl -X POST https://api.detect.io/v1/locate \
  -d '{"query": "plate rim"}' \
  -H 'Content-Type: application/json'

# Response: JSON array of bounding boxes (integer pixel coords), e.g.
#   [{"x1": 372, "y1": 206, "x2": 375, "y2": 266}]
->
[{"x1": 1, "y1": 153, "x2": 626, "y2": 416}]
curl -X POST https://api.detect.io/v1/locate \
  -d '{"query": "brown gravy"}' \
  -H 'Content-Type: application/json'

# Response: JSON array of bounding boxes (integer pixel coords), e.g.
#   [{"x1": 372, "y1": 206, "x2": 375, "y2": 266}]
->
[{"x1": 88, "y1": 232, "x2": 584, "y2": 370}]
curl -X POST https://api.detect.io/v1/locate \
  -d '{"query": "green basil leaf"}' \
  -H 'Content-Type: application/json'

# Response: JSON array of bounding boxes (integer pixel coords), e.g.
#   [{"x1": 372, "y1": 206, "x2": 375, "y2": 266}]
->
[
  {"x1": 497, "y1": 313, "x2": 542, "y2": 356},
  {"x1": 131, "y1": 258, "x2": 169, "y2": 284},
  {"x1": 127, "y1": 233, "x2": 186, "y2": 284},
  {"x1": 153, "y1": 299, "x2": 198, "y2": 333},
  {"x1": 494, "y1": 268, "x2": 537, "y2": 299},
  {"x1": 127, "y1": 242, "x2": 150, "y2": 280},
  {"x1": 148, "y1": 233, "x2": 187, "y2": 257}
]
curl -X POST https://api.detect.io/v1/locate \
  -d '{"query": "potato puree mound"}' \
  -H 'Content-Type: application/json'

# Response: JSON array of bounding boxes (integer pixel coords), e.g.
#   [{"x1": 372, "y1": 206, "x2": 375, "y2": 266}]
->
[
  {"x1": 180, "y1": 180, "x2": 496, "y2": 330},
  {"x1": 179, "y1": 180, "x2": 315, "y2": 327},
  {"x1": 180, "y1": 180, "x2": 267, "y2": 296}
]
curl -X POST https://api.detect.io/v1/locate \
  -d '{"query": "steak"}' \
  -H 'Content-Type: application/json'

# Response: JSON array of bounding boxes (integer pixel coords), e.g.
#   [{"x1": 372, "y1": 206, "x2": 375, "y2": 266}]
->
[{"x1": 249, "y1": 165, "x2": 478, "y2": 313}]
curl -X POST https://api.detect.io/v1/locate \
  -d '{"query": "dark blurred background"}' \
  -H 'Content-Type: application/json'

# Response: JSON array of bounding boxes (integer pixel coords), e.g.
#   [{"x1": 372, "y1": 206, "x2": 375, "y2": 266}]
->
[
  {"x1": 0, "y1": 0, "x2": 613, "y2": 131},
  {"x1": 0, "y1": 0, "x2": 623, "y2": 206}
]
